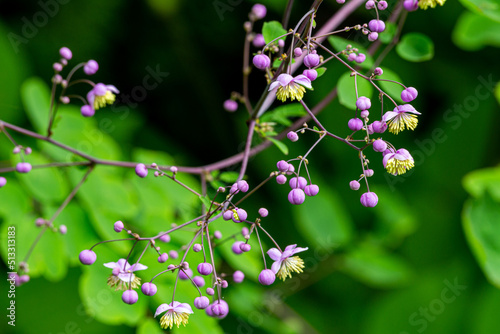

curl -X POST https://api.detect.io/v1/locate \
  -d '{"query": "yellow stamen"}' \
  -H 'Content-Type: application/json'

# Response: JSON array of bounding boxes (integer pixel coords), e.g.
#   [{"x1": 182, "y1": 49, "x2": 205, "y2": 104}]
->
[
  {"x1": 277, "y1": 256, "x2": 305, "y2": 281},
  {"x1": 160, "y1": 311, "x2": 190, "y2": 329},
  {"x1": 387, "y1": 114, "x2": 418, "y2": 135},
  {"x1": 276, "y1": 83, "x2": 306, "y2": 102},
  {"x1": 419, "y1": 0, "x2": 446, "y2": 10},
  {"x1": 93, "y1": 91, "x2": 116, "y2": 110},
  {"x1": 386, "y1": 158, "x2": 415, "y2": 175},
  {"x1": 107, "y1": 273, "x2": 141, "y2": 291}
]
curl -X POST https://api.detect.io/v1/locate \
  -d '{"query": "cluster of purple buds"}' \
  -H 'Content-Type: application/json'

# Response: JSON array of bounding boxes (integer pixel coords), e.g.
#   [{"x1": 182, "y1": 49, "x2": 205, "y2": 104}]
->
[
  {"x1": 275, "y1": 160, "x2": 319, "y2": 205},
  {"x1": 365, "y1": 0, "x2": 388, "y2": 10}
]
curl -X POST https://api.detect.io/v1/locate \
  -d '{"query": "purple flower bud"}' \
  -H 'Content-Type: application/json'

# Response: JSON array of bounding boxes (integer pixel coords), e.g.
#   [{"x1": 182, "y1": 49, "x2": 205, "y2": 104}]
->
[
  {"x1": 233, "y1": 270, "x2": 245, "y2": 283},
  {"x1": 278, "y1": 39, "x2": 285, "y2": 48},
  {"x1": 360, "y1": 192, "x2": 378, "y2": 207},
  {"x1": 170, "y1": 166, "x2": 178, "y2": 173},
  {"x1": 194, "y1": 296, "x2": 210, "y2": 309},
  {"x1": 253, "y1": 54, "x2": 271, "y2": 70},
  {"x1": 401, "y1": 87, "x2": 418, "y2": 102},
  {"x1": 378, "y1": 1, "x2": 388, "y2": 10},
  {"x1": 365, "y1": 0, "x2": 375, "y2": 9},
  {"x1": 230, "y1": 183, "x2": 239, "y2": 195},
  {"x1": 371, "y1": 120, "x2": 387, "y2": 133},
  {"x1": 223, "y1": 99, "x2": 238, "y2": 112},
  {"x1": 232, "y1": 241, "x2": 244, "y2": 255},
  {"x1": 214, "y1": 231, "x2": 222, "y2": 239},
  {"x1": 347, "y1": 53, "x2": 357, "y2": 62},
  {"x1": 403, "y1": 0, "x2": 419, "y2": 11},
  {"x1": 218, "y1": 186, "x2": 226, "y2": 193},
  {"x1": 221, "y1": 280, "x2": 229, "y2": 288},
  {"x1": 232, "y1": 208, "x2": 248, "y2": 222},
  {"x1": 223, "y1": 210, "x2": 233, "y2": 221},
  {"x1": 337, "y1": 0, "x2": 346, "y2": 3},
  {"x1": 237, "y1": 180, "x2": 249, "y2": 192},
  {"x1": 59, "y1": 225, "x2": 67, "y2": 234},
  {"x1": 287, "y1": 163, "x2": 295, "y2": 174},
  {"x1": 193, "y1": 244, "x2": 202, "y2": 252},
  {"x1": 59, "y1": 47, "x2": 72, "y2": 60},
  {"x1": 355, "y1": 53, "x2": 366, "y2": 64},
  {"x1": 258, "y1": 269, "x2": 276, "y2": 285},
  {"x1": 179, "y1": 268, "x2": 193, "y2": 280},
  {"x1": 349, "y1": 180, "x2": 360, "y2": 191},
  {"x1": 289, "y1": 176, "x2": 307, "y2": 190},
  {"x1": 367, "y1": 123, "x2": 374, "y2": 135},
  {"x1": 252, "y1": 33, "x2": 266, "y2": 48},
  {"x1": 197, "y1": 262, "x2": 213, "y2": 276},
  {"x1": 251, "y1": 4, "x2": 267, "y2": 20},
  {"x1": 122, "y1": 290, "x2": 138, "y2": 305},
  {"x1": 303, "y1": 69, "x2": 318, "y2": 81},
  {"x1": 24, "y1": 147, "x2": 32, "y2": 155},
  {"x1": 368, "y1": 19, "x2": 386, "y2": 33},
  {"x1": 242, "y1": 227, "x2": 249, "y2": 237},
  {"x1": 0, "y1": 177, "x2": 6, "y2": 188},
  {"x1": 159, "y1": 233, "x2": 170, "y2": 242},
  {"x1": 158, "y1": 253, "x2": 169, "y2": 263},
  {"x1": 368, "y1": 32, "x2": 378, "y2": 42},
  {"x1": 365, "y1": 169, "x2": 374, "y2": 177},
  {"x1": 211, "y1": 300, "x2": 229, "y2": 317},
  {"x1": 19, "y1": 275, "x2": 30, "y2": 284},
  {"x1": 304, "y1": 54, "x2": 320, "y2": 68},
  {"x1": 373, "y1": 139, "x2": 387, "y2": 152},
  {"x1": 84, "y1": 60, "x2": 99, "y2": 75},
  {"x1": 304, "y1": 184, "x2": 319, "y2": 196},
  {"x1": 206, "y1": 287, "x2": 215, "y2": 296},
  {"x1": 114, "y1": 221, "x2": 124, "y2": 233},
  {"x1": 356, "y1": 96, "x2": 371, "y2": 110},
  {"x1": 16, "y1": 162, "x2": 32, "y2": 173},
  {"x1": 81, "y1": 105, "x2": 95, "y2": 117},
  {"x1": 348, "y1": 118, "x2": 363, "y2": 131},
  {"x1": 288, "y1": 188, "x2": 305, "y2": 205},
  {"x1": 276, "y1": 174, "x2": 287, "y2": 184},
  {"x1": 135, "y1": 163, "x2": 148, "y2": 178},
  {"x1": 169, "y1": 250, "x2": 178, "y2": 259},
  {"x1": 277, "y1": 160, "x2": 289, "y2": 172},
  {"x1": 287, "y1": 131, "x2": 299, "y2": 142},
  {"x1": 374, "y1": 67, "x2": 383, "y2": 76},
  {"x1": 79, "y1": 250, "x2": 97, "y2": 265},
  {"x1": 240, "y1": 243, "x2": 251, "y2": 252},
  {"x1": 35, "y1": 218, "x2": 45, "y2": 227},
  {"x1": 53, "y1": 63, "x2": 63, "y2": 72},
  {"x1": 258, "y1": 208, "x2": 269, "y2": 217},
  {"x1": 360, "y1": 110, "x2": 370, "y2": 118},
  {"x1": 294, "y1": 47, "x2": 303, "y2": 57},
  {"x1": 193, "y1": 276, "x2": 205, "y2": 287},
  {"x1": 13, "y1": 146, "x2": 21, "y2": 154},
  {"x1": 141, "y1": 282, "x2": 157, "y2": 296}
]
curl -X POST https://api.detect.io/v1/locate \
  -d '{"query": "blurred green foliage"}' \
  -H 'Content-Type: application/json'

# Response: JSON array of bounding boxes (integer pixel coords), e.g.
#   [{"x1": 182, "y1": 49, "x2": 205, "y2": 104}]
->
[{"x1": 0, "y1": 0, "x2": 499, "y2": 334}]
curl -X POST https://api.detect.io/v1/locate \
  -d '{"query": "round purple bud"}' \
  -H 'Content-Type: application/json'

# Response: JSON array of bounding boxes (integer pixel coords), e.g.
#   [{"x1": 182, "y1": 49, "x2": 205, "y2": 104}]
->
[
  {"x1": 348, "y1": 118, "x2": 364, "y2": 131},
  {"x1": 401, "y1": 87, "x2": 418, "y2": 102},
  {"x1": 378, "y1": 1, "x2": 388, "y2": 10},
  {"x1": 158, "y1": 253, "x2": 169, "y2": 263},
  {"x1": 276, "y1": 174, "x2": 287, "y2": 185},
  {"x1": 287, "y1": 164, "x2": 295, "y2": 174},
  {"x1": 223, "y1": 210, "x2": 233, "y2": 221},
  {"x1": 304, "y1": 53, "x2": 320, "y2": 68},
  {"x1": 288, "y1": 188, "x2": 306, "y2": 205},
  {"x1": 197, "y1": 262, "x2": 213, "y2": 276},
  {"x1": 349, "y1": 180, "x2": 360, "y2": 191},
  {"x1": 287, "y1": 131, "x2": 299, "y2": 142},
  {"x1": 294, "y1": 47, "x2": 303, "y2": 57},
  {"x1": 214, "y1": 231, "x2": 222, "y2": 239},
  {"x1": 122, "y1": 290, "x2": 138, "y2": 305},
  {"x1": 241, "y1": 227, "x2": 249, "y2": 237},
  {"x1": 19, "y1": 275, "x2": 30, "y2": 284},
  {"x1": 277, "y1": 160, "x2": 289, "y2": 172},
  {"x1": 289, "y1": 176, "x2": 307, "y2": 190},
  {"x1": 194, "y1": 296, "x2": 210, "y2": 309},
  {"x1": 233, "y1": 208, "x2": 248, "y2": 222},
  {"x1": 170, "y1": 166, "x2": 178, "y2": 173},
  {"x1": 368, "y1": 19, "x2": 386, "y2": 33},
  {"x1": 233, "y1": 270, "x2": 245, "y2": 283},
  {"x1": 179, "y1": 268, "x2": 193, "y2": 280},
  {"x1": 232, "y1": 241, "x2": 244, "y2": 255},
  {"x1": 365, "y1": 169, "x2": 374, "y2": 177},
  {"x1": 304, "y1": 184, "x2": 319, "y2": 196},
  {"x1": 347, "y1": 53, "x2": 357, "y2": 62},
  {"x1": 237, "y1": 180, "x2": 249, "y2": 192},
  {"x1": 360, "y1": 192, "x2": 379, "y2": 207},
  {"x1": 365, "y1": 0, "x2": 375, "y2": 9},
  {"x1": 193, "y1": 276, "x2": 205, "y2": 287},
  {"x1": 24, "y1": 147, "x2": 32, "y2": 155},
  {"x1": 169, "y1": 250, "x2": 179, "y2": 259},
  {"x1": 79, "y1": 250, "x2": 97, "y2": 265},
  {"x1": 303, "y1": 69, "x2": 318, "y2": 81},
  {"x1": 258, "y1": 208, "x2": 268, "y2": 217},
  {"x1": 240, "y1": 243, "x2": 251, "y2": 252},
  {"x1": 372, "y1": 120, "x2": 387, "y2": 133},
  {"x1": 135, "y1": 163, "x2": 148, "y2": 178},
  {"x1": 193, "y1": 243, "x2": 202, "y2": 252},
  {"x1": 251, "y1": 4, "x2": 267, "y2": 20},
  {"x1": 159, "y1": 233, "x2": 170, "y2": 242},
  {"x1": 13, "y1": 146, "x2": 21, "y2": 154},
  {"x1": 278, "y1": 39, "x2": 285, "y2": 48},
  {"x1": 374, "y1": 67, "x2": 383, "y2": 76},
  {"x1": 373, "y1": 139, "x2": 387, "y2": 152},
  {"x1": 212, "y1": 300, "x2": 229, "y2": 317},
  {"x1": 53, "y1": 63, "x2": 63, "y2": 72},
  {"x1": 35, "y1": 218, "x2": 45, "y2": 227},
  {"x1": 114, "y1": 221, "x2": 124, "y2": 233},
  {"x1": 355, "y1": 53, "x2": 366, "y2": 64},
  {"x1": 253, "y1": 54, "x2": 271, "y2": 70},
  {"x1": 356, "y1": 96, "x2": 371, "y2": 110},
  {"x1": 360, "y1": 110, "x2": 370, "y2": 118},
  {"x1": 223, "y1": 99, "x2": 238, "y2": 112},
  {"x1": 252, "y1": 33, "x2": 266, "y2": 48},
  {"x1": 84, "y1": 60, "x2": 99, "y2": 75},
  {"x1": 206, "y1": 287, "x2": 215, "y2": 296},
  {"x1": 59, "y1": 225, "x2": 67, "y2": 234},
  {"x1": 0, "y1": 177, "x2": 6, "y2": 188},
  {"x1": 16, "y1": 162, "x2": 32, "y2": 173},
  {"x1": 141, "y1": 282, "x2": 157, "y2": 296},
  {"x1": 258, "y1": 269, "x2": 276, "y2": 285},
  {"x1": 403, "y1": 0, "x2": 419, "y2": 11},
  {"x1": 81, "y1": 105, "x2": 95, "y2": 117},
  {"x1": 59, "y1": 47, "x2": 72, "y2": 60},
  {"x1": 368, "y1": 32, "x2": 378, "y2": 42}
]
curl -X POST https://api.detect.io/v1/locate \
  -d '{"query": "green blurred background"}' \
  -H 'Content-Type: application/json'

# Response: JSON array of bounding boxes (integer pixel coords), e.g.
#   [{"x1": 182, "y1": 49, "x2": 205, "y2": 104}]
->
[{"x1": 1, "y1": 0, "x2": 500, "y2": 333}]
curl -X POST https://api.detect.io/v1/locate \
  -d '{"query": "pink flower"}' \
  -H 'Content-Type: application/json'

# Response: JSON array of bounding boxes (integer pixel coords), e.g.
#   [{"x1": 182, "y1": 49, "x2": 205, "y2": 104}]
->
[
  {"x1": 267, "y1": 244, "x2": 308, "y2": 280},
  {"x1": 269, "y1": 74, "x2": 312, "y2": 102},
  {"x1": 86, "y1": 83, "x2": 119, "y2": 111},
  {"x1": 382, "y1": 104, "x2": 421, "y2": 134},
  {"x1": 103, "y1": 259, "x2": 147, "y2": 291},
  {"x1": 155, "y1": 301, "x2": 194, "y2": 329}
]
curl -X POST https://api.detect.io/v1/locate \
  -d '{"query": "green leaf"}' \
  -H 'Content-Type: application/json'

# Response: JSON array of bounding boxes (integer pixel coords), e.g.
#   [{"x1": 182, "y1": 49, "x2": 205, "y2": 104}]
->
[
  {"x1": 458, "y1": 0, "x2": 500, "y2": 23},
  {"x1": 262, "y1": 21, "x2": 287, "y2": 44},
  {"x1": 316, "y1": 67, "x2": 327, "y2": 78},
  {"x1": 337, "y1": 71, "x2": 374, "y2": 110},
  {"x1": 219, "y1": 171, "x2": 240, "y2": 183},
  {"x1": 375, "y1": 68, "x2": 405, "y2": 104},
  {"x1": 199, "y1": 195, "x2": 212, "y2": 208},
  {"x1": 452, "y1": 11, "x2": 500, "y2": 51},
  {"x1": 462, "y1": 192, "x2": 500, "y2": 287},
  {"x1": 328, "y1": 35, "x2": 374, "y2": 70},
  {"x1": 137, "y1": 318, "x2": 164, "y2": 334},
  {"x1": 462, "y1": 166, "x2": 500, "y2": 201},
  {"x1": 396, "y1": 33, "x2": 434, "y2": 62},
  {"x1": 293, "y1": 187, "x2": 353, "y2": 250},
  {"x1": 21, "y1": 77, "x2": 51, "y2": 133},
  {"x1": 496, "y1": 81, "x2": 500, "y2": 105},
  {"x1": 378, "y1": 22, "x2": 397, "y2": 44},
  {"x1": 260, "y1": 103, "x2": 306, "y2": 126},
  {"x1": 268, "y1": 137, "x2": 289, "y2": 155}
]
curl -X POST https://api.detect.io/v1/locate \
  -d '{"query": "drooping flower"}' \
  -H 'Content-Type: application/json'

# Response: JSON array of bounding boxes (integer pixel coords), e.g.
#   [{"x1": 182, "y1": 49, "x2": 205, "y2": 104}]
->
[
  {"x1": 155, "y1": 301, "x2": 194, "y2": 329},
  {"x1": 267, "y1": 244, "x2": 308, "y2": 281},
  {"x1": 103, "y1": 259, "x2": 147, "y2": 291},
  {"x1": 383, "y1": 148, "x2": 415, "y2": 175},
  {"x1": 86, "y1": 83, "x2": 119, "y2": 111},
  {"x1": 419, "y1": 0, "x2": 446, "y2": 10},
  {"x1": 269, "y1": 74, "x2": 312, "y2": 102},
  {"x1": 382, "y1": 104, "x2": 421, "y2": 134}
]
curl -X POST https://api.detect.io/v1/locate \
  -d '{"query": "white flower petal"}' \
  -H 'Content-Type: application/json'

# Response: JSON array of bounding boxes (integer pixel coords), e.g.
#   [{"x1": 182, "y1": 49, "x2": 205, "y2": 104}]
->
[
  {"x1": 174, "y1": 303, "x2": 194, "y2": 314},
  {"x1": 382, "y1": 111, "x2": 397, "y2": 122},
  {"x1": 269, "y1": 81, "x2": 281, "y2": 91},
  {"x1": 103, "y1": 261, "x2": 118, "y2": 269},
  {"x1": 291, "y1": 247, "x2": 308, "y2": 255},
  {"x1": 271, "y1": 260, "x2": 282, "y2": 274},
  {"x1": 267, "y1": 248, "x2": 282, "y2": 261},
  {"x1": 276, "y1": 73, "x2": 294, "y2": 86},
  {"x1": 293, "y1": 75, "x2": 312, "y2": 89},
  {"x1": 154, "y1": 303, "x2": 171, "y2": 317},
  {"x1": 130, "y1": 263, "x2": 148, "y2": 271}
]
